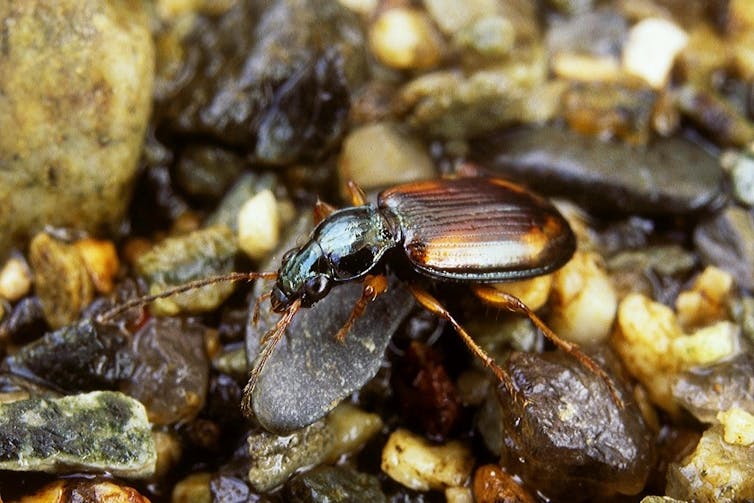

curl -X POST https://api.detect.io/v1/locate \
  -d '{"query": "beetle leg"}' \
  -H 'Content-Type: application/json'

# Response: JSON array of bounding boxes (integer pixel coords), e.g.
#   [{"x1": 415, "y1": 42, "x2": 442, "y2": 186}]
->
[
  {"x1": 335, "y1": 274, "x2": 389, "y2": 343},
  {"x1": 313, "y1": 199, "x2": 337, "y2": 224},
  {"x1": 241, "y1": 298, "x2": 302, "y2": 417},
  {"x1": 408, "y1": 284, "x2": 522, "y2": 402},
  {"x1": 472, "y1": 285, "x2": 624, "y2": 409},
  {"x1": 252, "y1": 290, "x2": 273, "y2": 327},
  {"x1": 346, "y1": 180, "x2": 368, "y2": 206}
]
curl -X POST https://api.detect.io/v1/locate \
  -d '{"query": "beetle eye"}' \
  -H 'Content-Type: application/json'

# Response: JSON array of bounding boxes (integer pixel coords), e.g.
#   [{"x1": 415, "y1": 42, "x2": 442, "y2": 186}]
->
[
  {"x1": 303, "y1": 274, "x2": 331, "y2": 302},
  {"x1": 281, "y1": 247, "x2": 299, "y2": 264}
]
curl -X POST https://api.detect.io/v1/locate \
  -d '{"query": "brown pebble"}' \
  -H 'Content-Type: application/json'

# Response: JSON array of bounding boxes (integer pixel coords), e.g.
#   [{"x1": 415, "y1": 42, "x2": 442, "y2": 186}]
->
[{"x1": 473, "y1": 464, "x2": 536, "y2": 503}]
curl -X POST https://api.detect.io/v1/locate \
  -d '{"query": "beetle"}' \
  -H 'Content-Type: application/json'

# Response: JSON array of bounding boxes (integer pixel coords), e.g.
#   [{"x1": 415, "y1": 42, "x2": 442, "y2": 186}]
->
[{"x1": 99, "y1": 176, "x2": 621, "y2": 413}]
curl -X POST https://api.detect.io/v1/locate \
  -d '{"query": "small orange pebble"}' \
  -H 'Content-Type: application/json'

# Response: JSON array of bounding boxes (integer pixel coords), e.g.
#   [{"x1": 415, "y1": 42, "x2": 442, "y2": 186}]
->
[{"x1": 75, "y1": 238, "x2": 120, "y2": 294}]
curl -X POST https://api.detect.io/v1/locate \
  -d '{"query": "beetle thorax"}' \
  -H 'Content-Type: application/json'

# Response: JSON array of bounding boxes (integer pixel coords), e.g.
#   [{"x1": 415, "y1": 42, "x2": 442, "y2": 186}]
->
[{"x1": 270, "y1": 206, "x2": 399, "y2": 311}]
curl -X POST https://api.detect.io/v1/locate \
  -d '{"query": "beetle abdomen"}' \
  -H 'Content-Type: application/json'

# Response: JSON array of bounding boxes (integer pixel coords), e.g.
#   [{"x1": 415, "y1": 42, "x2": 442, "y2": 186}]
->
[{"x1": 378, "y1": 177, "x2": 576, "y2": 282}]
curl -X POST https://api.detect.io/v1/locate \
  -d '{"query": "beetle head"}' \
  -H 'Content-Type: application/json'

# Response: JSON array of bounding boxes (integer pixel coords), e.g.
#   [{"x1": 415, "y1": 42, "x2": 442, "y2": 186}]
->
[{"x1": 271, "y1": 242, "x2": 333, "y2": 312}]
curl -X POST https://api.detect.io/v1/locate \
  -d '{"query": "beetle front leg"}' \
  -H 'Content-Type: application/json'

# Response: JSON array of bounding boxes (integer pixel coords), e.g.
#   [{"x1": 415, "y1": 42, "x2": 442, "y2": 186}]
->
[
  {"x1": 334, "y1": 274, "x2": 388, "y2": 343},
  {"x1": 472, "y1": 285, "x2": 624, "y2": 408},
  {"x1": 407, "y1": 284, "x2": 523, "y2": 403}
]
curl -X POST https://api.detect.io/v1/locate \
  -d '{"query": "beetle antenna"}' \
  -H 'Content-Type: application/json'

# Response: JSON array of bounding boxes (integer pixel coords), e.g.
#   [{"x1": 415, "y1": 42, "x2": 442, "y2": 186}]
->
[
  {"x1": 241, "y1": 298, "x2": 302, "y2": 417},
  {"x1": 96, "y1": 271, "x2": 278, "y2": 324}
]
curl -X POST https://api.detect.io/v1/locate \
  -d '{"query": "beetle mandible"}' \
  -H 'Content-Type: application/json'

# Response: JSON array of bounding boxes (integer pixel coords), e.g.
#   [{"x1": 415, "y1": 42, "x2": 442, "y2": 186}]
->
[{"x1": 100, "y1": 176, "x2": 621, "y2": 413}]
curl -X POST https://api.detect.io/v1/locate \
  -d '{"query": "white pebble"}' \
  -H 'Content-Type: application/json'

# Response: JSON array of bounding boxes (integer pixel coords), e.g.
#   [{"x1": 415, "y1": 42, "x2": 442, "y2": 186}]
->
[
  {"x1": 549, "y1": 251, "x2": 617, "y2": 345},
  {"x1": 718, "y1": 408, "x2": 754, "y2": 446},
  {"x1": 370, "y1": 8, "x2": 445, "y2": 70},
  {"x1": 381, "y1": 428, "x2": 473, "y2": 491},
  {"x1": 0, "y1": 255, "x2": 32, "y2": 302},
  {"x1": 623, "y1": 17, "x2": 688, "y2": 89},
  {"x1": 237, "y1": 190, "x2": 280, "y2": 261}
]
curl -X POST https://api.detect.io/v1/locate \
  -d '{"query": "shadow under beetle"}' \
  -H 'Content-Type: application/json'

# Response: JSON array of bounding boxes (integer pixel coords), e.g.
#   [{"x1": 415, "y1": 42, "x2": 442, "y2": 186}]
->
[{"x1": 100, "y1": 176, "x2": 621, "y2": 414}]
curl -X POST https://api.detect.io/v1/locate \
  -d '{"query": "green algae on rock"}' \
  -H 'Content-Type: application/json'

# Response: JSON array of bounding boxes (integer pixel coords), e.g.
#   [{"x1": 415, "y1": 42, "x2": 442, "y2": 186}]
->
[{"x1": 0, "y1": 391, "x2": 156, "y2": 478}]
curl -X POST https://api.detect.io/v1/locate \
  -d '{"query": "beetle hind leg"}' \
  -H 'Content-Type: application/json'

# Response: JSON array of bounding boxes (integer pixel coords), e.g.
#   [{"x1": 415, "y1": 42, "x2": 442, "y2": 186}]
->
[
  {"x1": 472, "y1": 285, "x2": 624, "y2": 409},
  {"x1": 408, "y1": 284, "x2": 522, "y2": 402}
]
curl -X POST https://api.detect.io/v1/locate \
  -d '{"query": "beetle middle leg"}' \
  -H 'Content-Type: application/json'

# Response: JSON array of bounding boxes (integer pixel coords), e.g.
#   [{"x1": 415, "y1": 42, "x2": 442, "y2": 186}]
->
[
  {"x1": 407, "y1": 284, "x2": 521, "y2": 401},
  {"x1": 473, "y1": 285, "x2": 624, "y2": 408}
]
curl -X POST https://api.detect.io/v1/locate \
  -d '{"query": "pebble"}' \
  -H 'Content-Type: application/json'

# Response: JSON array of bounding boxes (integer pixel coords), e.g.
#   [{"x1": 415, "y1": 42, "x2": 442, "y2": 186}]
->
[
  {"x1": 28, "y1": 233, "x2": 94, "y2": 329},
  {"x1": 381, "y1": 428, "x2": 474, "y2": 492},
  {"x1": 471, "y1": 126, "x2": 725, "y2": 215},
  {"x1": 172, "y1": 472, "x2": 212, "y2": 503},
  {"x1": 666, "y1": 423, "x2": 754, "y2": 502},
  {"x1": 0, "y1": 391, "x2": 155, "y2": 478},
  {"x1": 5, "y1": 319, "x2": 134, "y2": 392},
  {"x1": 286, "y1": 465, "x2": 386, "y2": 502},
  {"x1": 497, "y1": 350, "x2": 653, "y2": 500},
  {"x1": 135, "y1": 225, "x2": 238, "y2": 315},
  {"x1": 370, "y1": 8, "x2": 446, "y2": 70},
  {"x1": 0, "y1": 254, "x2": 32, "y2": 302},
  {"x1": 490, "y1": 274, "x2": 552, "y2": 312},
  {"x1": 672, "y1": 321, "x2": 742, "y2": 368},
  {"x1": 338, "y1": 122, "x2": 437, "y2": 194},
  {"x1": 74, "y1": 238, "x2": 120, "y2": 294},
  {"x1": 237, "y1": 190, "x2": 280, "y2": 261},
  {"x1": 548, "y1": 251, "x2": 617, "y2": 345},
  {"x1": 676, "y1": 84, "x2": 754, "y2": 147},
  {"x1": 397, "y1": 67, "x2": 561, "y2": 139},
  {"x1": 672, "y1": 353, "x2": 754, "y2": 424},
  {"x1": 675, "y1": 266, "x2": 733, "y2": 330},
  {"x1": 14, "y1": 479, "x2": 151, "y2": 503},
  {"x1": 694, "y1": 206, "x2": 754, "y2": 291},
  {"x1": 159, "y1": 0, "x2": 364, "y2": 165},
  {"x1": 622, "y1": 18, "x2": 688, "y2": 89},
  {"x1": 723, "y1": 151, "x2": 754, "y2": 206},
  {"x1": 247, "y1": 403, "x2": 382, "y2": 492},
  {"x1": 452, "y1": 16, "x2": 516, "y2": 64},
  {"x1": 473, "y1": 464, "x2": 536, "y2": 503},
  {"x1": 423, "y1": 0, "x2": 501, "y2": 35},
  {"x1": 121, "y1": 317, "x2": 209, "y2": 425},
  {"x1": 247, "y1": 215, "x2": 414, "y2": 433},
  {"x1": 173, "y1": 145, "x2": 246, "y2": 200},
  {"x1": 0, "y1": 0, "x2": 154, "y2": 257},
  {"x1": 718, "y1": 408, "x2": 754, "y2": 446}
]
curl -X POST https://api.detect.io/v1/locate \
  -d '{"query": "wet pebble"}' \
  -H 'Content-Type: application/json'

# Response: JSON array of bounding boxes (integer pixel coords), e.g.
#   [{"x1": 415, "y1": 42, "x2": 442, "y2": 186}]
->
[
  {"x1": 622, "y1": 18, "x2": 688, "y2": 89},
  {"x1": 29, "y1": 233, "x2": 94, "y2": 329},
  {"x1": 666, "y1": 423, "x2": 754, "y2": 502},
  {"x1": 120, "y1": 317, "x2": 209, "y2": 425},
  {"x1": 174, "y1": 145, "x2": 246, "y2": 200},
  {"x1": 135, "y1": 225, "x2": 238, "y2": 315},
  {"x1": 381, "y1": 428, "x2": 474, "y2": 492},
  {"x1": 0, "y1": 254, "x2": 32, "y2": 302},
  {"x1": 0, "y1": 391, "x2": 155, "y2": 478},
  {"x1": 397, "y1": 67, "x2": 561, "y2": 139},
  {"x1": 172, "y1": 472, "x2": 212, "y2": 503},
  {"x1": 470, "y1": 126, "x2": 725, "y2": 215},
  {"x1": 723, "y1": 151, "x2": 754, "y2": 206},
  {"x1": 246, "y1": 214, "x2": 414, "y2": 432},
  {"x1": 548, "y1": 251, "x2": 617, "y2": 345},
  {"x1": 423, "y1": 0, "x2": 502, "y2": 35},
  {"x1": 285, "y1": 465, "x2": 386, "y2": 502},
  {"x1": 672, "y1": 353, "x2": 754, "y2": 424},
  {"x1": 5, "y1": 319, "x2": 134, "y2": 392},
  {"x1": 14, "y1": 479, "x2": 151, "y2": 503},
  {"x1": 338, "y1": 122, "x2": 437, "y2": 194},
  {"x1": 0, "y1": 296, "x2": 48, "y2": 346},
  {"x1": 612, "y1": 293, "x2": 743, "y2": 416},
  {"x1": 247, "y1": 403, "x2": 382, "y2": 492},
  {"x1": 0, "y1": 0, "x2": 154, "y2": 257},
  {"x1": 473, "y1": 464, "x2": 536, "y2": 503},
  {"x1": 369, "y1": 8, "x2": 446, "y2": 70},
  {"x1": 694, "y1": 206, "x2": 754, "y2": 290},
  {"x1": 497, "y1": 350, "x2": 653, "y2": 500},
  {"x1": 237, "y1": 189, "x2": 280, "y2": 261},
  {"x1": 674, "y1": 266, "x2": 733, "y2": 330},
  {"x1": 159, "y1": 0, "x2": 365, "y2": 165},
  {"x1": 677, "y1": 84, "x2": 754, "y2": 148},
  {"x1": 74, "y1": 238, "x2": 119, "y2": 295}
]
